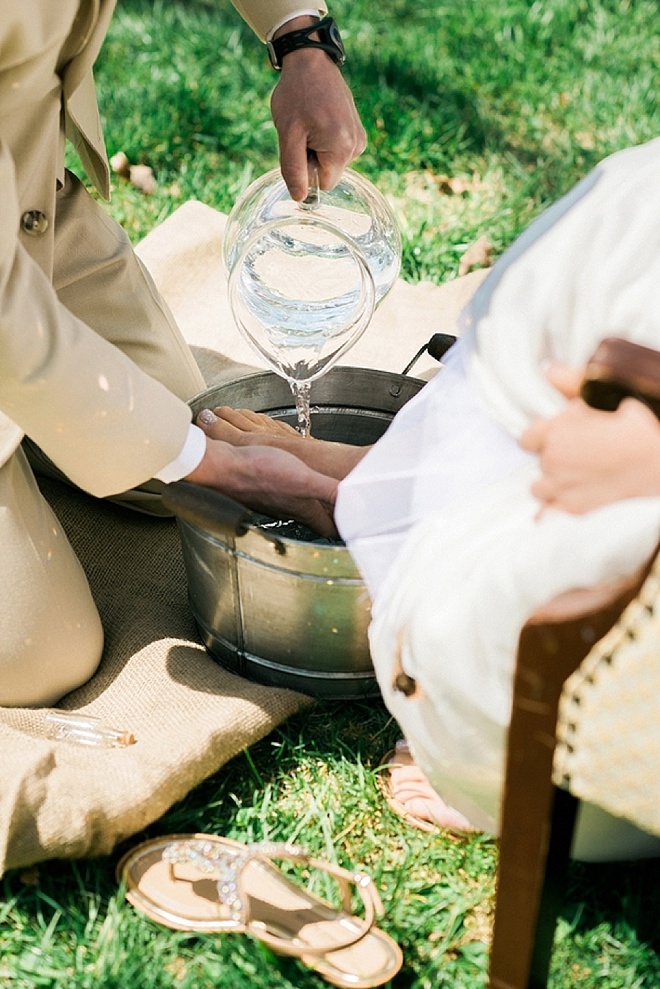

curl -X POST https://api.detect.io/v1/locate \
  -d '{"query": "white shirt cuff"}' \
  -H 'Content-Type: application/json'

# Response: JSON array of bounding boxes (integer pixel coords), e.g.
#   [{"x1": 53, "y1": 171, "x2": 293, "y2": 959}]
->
[
  {"x1": 266, "y1": 9, "x2": 324, "y2": 40},
  {"x1": 153, "y1": 424, "x2": 207, "y2": 483}
]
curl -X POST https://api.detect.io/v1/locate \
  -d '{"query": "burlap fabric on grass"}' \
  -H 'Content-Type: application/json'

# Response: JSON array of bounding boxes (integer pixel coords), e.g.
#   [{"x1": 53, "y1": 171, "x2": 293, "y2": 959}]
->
[
  {"x1": 554, "y1": 550, "x2": 660, "y2": 839},
  {"x1": 0, "y1": 201, "x2": 485, "y2": 876},
  {"x1": 0, "y1": 477, "x2": 311, "y2": 874}
]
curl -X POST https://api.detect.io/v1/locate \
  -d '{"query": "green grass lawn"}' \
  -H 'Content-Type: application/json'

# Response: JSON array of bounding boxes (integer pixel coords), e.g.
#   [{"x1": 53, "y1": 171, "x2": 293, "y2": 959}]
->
[{"x1": 3, "y1": 1, "x2": 660, "y2": 987}]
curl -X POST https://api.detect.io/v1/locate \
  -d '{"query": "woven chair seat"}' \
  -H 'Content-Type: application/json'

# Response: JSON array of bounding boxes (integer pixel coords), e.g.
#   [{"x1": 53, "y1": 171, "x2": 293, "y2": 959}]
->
[{"x1": 554, "y1": 551, "x2": 660, "y2": 837}]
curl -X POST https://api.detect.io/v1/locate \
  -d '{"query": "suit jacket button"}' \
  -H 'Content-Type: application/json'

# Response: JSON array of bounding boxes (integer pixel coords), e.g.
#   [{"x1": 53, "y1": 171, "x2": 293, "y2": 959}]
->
[{"x1": 21, "y1": 210, "x2": 49, "y2": 235}]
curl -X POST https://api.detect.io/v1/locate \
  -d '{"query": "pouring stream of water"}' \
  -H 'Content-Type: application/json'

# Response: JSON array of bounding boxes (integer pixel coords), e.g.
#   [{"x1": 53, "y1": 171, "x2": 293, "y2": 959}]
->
[{"x1": 290, "y1": 379, "x2": 312, "y2": 437}]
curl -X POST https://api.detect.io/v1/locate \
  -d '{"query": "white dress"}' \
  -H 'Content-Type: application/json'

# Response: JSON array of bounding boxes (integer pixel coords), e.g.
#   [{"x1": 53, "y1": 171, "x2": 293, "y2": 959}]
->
[{"x1": 335, "y1": 137, "x2": 660, "y2": 860}]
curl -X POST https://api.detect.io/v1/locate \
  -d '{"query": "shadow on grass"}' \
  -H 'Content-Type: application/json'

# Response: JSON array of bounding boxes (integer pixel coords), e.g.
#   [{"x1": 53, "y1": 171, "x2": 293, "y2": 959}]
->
[{"x1": 564, "y1": 856, "x2": 660, "y2": 949}]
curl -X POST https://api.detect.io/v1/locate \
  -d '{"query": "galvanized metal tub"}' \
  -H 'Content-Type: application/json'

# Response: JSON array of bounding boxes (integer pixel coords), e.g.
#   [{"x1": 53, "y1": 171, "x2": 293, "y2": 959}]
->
[{"x1": 173, "y1": 367, "x2": 424, "y2": 698}]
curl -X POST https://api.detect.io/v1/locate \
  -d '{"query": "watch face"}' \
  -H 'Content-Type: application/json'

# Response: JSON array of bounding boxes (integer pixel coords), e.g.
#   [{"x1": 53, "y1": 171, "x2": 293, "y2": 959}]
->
[
  {"x1": 326, "y1": 21, "x2": 346, "y2": 63},
  {"x1": 266, "y1": 40, "x2": 279, "y2": 69}
]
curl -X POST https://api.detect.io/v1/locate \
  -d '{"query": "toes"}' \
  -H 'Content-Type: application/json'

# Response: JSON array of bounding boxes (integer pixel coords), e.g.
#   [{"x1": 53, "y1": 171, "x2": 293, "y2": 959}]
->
[
  {"x1": 390, "y1": 766, "x2": 430, "y2": 789},
  {"x1": 392, "y1": 784, "x2": 473, "y2": 831},
  {"x1": 210, "y1": 407, "x2": 299, "y2": 437}
]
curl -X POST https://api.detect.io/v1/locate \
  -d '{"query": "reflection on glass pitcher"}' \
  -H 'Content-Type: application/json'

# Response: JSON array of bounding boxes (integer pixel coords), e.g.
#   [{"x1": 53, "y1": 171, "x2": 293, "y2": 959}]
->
[{"x1": 223, "y1": 166, "x2": 401, "y2": 304}]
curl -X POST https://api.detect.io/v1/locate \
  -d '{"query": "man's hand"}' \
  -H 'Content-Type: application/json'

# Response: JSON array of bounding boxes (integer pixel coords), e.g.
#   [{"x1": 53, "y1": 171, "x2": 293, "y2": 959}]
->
[
  {"x1": 184, "y1": 430, "x2": 339, "y2": 537},
  {"x1": 270, "y1": 18, "x2": 366, "y2": 200},
  {"x1": 520, "y1": 362, "x2": 660, "y2": 514}
]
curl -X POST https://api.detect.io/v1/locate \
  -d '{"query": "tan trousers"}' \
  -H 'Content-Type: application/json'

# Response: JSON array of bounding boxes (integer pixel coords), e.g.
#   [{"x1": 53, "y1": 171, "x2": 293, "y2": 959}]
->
[{"x1": 1, "y1": 174, "x2": 207, "y2": 706}]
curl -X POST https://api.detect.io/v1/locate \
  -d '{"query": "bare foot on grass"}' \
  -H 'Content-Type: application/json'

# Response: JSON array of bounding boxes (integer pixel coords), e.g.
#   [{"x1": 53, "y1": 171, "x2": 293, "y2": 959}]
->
[{"x1": 380, "y1": 740, "x2": 475, "y2": 834}]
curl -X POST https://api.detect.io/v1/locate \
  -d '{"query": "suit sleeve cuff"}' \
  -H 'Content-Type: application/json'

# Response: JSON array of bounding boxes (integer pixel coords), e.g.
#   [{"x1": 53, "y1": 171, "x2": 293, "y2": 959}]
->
[
  {"x1": 153, "y1": 423, "x2": 206, "y2": 482},
  {"x1": 266, "y1": 9, "x2": 325, "y2": 39}
]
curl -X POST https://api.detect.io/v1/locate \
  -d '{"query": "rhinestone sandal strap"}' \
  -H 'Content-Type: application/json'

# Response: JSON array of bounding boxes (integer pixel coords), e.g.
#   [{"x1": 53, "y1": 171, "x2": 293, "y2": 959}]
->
[
  {"x1": 163, "y1": 839, "x2": 302, "y2": 927},
  {"x1": 162, "y1": 838, "x2": 382, "y2": 957}
]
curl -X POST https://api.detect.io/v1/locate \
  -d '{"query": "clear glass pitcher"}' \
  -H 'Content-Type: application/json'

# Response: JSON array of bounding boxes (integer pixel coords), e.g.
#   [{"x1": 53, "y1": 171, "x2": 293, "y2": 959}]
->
[
  {"x1": 224, "y1": 166, "x2": 401, "y2": 305},
  {"x1": 223, "y1": 166, "x2": 401, "y2": 433}
]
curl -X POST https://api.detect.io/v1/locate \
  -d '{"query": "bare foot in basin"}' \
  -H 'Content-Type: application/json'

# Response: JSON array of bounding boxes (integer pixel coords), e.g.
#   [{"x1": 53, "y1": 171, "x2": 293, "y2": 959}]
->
[
  {"x1": 211, "y1": 407, "x2": 301, "y2": 439},
  {"x1": 196, "y1": 406, "x2": 370, "y2": 481}
]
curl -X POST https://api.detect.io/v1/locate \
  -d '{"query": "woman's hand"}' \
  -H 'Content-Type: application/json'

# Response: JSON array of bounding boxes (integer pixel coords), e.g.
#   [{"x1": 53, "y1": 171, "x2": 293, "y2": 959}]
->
[{"x1": 520, "y1": 362, "x2": 660, "y2": 514}]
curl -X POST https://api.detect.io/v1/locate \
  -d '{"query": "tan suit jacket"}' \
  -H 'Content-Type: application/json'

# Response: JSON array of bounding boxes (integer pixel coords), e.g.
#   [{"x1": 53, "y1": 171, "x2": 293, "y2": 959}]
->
[{"x1": 0, "y1": 0, "x2": 325, "y2": 495}]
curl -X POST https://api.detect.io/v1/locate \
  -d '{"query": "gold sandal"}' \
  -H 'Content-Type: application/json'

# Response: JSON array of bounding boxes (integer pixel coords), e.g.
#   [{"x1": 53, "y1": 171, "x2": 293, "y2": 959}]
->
[{"x1": 116, "y1": 833, "x2": 402, "y2": 988}]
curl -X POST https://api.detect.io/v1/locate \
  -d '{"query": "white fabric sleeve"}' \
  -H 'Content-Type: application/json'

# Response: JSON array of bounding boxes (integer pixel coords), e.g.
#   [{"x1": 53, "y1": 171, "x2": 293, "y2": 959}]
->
[
  {"x1": 230, "y1": 1, "x2": 327, "y2": 41},
  {"x1": 153, "y1": 424, "x2": 207, "y2": 483},
  {"x1": 465, "y1": 137, "x2": 660, "y2": 438},
  {"x1": 266, "y1": 9, "x2": 324, "y2": 39}
]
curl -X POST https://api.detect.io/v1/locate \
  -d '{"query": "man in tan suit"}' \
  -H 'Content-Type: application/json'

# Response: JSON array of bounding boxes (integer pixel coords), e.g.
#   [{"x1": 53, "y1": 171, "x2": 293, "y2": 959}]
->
[{"x1": 0, "y1": 1, "x2": 362, "y2": 705}]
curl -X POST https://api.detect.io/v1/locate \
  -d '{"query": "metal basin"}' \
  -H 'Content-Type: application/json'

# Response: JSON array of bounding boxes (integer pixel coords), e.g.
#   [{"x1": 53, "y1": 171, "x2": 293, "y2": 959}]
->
[{"x1": 175, "y1": 367, "x2": 424, "y2": 699}]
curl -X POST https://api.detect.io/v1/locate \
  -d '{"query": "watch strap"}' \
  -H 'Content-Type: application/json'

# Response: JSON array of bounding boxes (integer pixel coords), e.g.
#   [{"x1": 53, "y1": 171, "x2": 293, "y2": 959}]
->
[{"x1": 267, "y1": 16, "x2": 346, "y2": 70}]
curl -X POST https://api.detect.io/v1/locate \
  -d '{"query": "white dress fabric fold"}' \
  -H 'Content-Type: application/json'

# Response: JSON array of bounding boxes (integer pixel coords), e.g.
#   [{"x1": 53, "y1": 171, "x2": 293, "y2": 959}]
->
[{"x1": 335, "y1": 137, "x2": 660, "y2": 858}]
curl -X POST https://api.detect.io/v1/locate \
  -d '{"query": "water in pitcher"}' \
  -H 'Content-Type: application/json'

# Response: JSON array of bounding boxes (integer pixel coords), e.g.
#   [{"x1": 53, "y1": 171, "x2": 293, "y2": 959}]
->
[{"x1": 224, "y1": 166, "x2": 401, "y2": 434}]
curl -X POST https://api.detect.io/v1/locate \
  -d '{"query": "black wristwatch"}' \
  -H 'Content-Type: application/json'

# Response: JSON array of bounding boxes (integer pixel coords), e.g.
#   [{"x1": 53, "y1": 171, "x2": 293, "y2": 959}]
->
[{"x1": 267, "y1": 15, "x2": 346, "y2": 71}]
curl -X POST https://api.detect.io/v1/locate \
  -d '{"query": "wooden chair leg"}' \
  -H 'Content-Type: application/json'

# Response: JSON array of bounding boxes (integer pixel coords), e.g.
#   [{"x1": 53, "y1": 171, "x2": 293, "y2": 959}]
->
[
  {"x1": 528, "y1": 788, "x2": 579, "y2": 987},
  {"x1": 488, "y1": 571, "x2": 646, "y2": 989}
]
